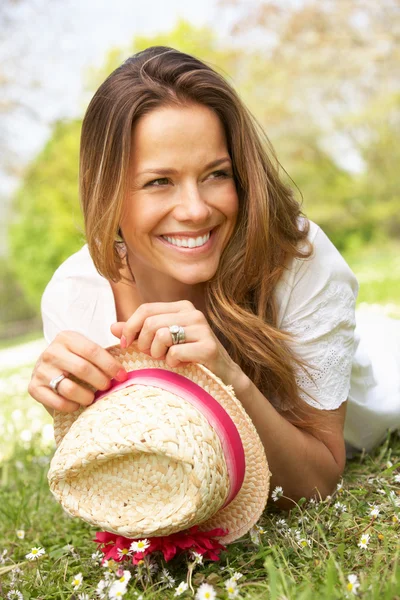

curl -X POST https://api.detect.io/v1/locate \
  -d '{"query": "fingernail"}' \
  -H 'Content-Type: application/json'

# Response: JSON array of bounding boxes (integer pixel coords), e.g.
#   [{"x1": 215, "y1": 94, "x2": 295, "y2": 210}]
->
[
  {"x1": 116, "y1": 369, "x2": 128, "y2": 382},
  {"x1": 120, "y1": 335, "x2": 127, "y2": 349}
]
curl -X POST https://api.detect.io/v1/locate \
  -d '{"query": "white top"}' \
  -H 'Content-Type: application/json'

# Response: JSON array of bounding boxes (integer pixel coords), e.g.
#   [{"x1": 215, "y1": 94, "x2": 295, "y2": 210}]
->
[{"x1": 41, "y1": 219, "x2": 400, "y2": 456}]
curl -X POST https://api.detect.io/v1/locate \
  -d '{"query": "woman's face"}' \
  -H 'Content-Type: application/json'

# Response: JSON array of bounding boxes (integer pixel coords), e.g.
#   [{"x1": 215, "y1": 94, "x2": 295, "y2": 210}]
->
[{"x1": 120, "y1": 103, "x2": 239, "y2": 294}]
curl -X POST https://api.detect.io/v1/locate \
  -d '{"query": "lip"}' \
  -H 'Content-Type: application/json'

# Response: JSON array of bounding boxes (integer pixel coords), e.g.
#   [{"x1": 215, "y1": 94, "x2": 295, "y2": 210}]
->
[{"x1": 157, "y1": 227, "x2": 217, "y2": 254}]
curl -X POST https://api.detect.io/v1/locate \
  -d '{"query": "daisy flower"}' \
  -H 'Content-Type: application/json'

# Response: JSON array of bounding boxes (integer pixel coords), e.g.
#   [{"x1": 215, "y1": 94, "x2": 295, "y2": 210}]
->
[
  {"x1": 96, "y1": 579, "x2": 107, "y2": 598},
  {"x1": 7, "y1": 591, "x2": 23, "y2": 600},
  {"x1": 386, "y1": 460, "x2": 393, "y2": 468},
  {"x1": 25, "y1": 547, "x2": 45, "y2": 560},
  {"x1": 394, "y1": 474, "x2": 400, "y2": 483},
  {"x1": 195, "y1": 582, "x2": 217, "y2": 600},
  {"x1": 346, "y1": 574, "x2": 360, "y2": 595},
  {"x1": 276, "y1": 518, "x2": 288, "y2": 531},
  {"x1": 358, "y1": 533, "x2": 370, "y2": 549},
  {"x1": 225, "y1": 578, "x2": 239, "y2": 598},
  {"x1": 16, "y1": 530, "x2": 25, "y2": 540},
  {"x1": 159, "y1": 568, "x2": 176, "y2": 588},
  {"x1": 189, "y1": 550, "x2": 204, "y2": 565},
  {"x1": 271, "y1": 486, "x2": 283, "y2": 501},
  {"x1": 298, "y1": 538, "x2": 311, "y2": 549},
  {"x1": 71, "y1": 572, "x2": 83, "y2": 590},
  {"x1": 92, "y1": 550, "x2": 103, "y2": 563},
  {"x1": 231, "y1": 572, "x2": 243, "y2": 582},
  {"x1": 117, "y1": 547, "x2": 131, "y2": 560},
  {"x1": 334, "y1": 502, "x2": 347, "y2": 514},
  {"x1": 336, "y1": 481, "x2": 344, "y2": 492},
  {"x1": 129, "y1": 539, "x2": 150, "y2": 553},
  {"x1": 109, "y1": 580, "x2": 127, "y2": 598},
  {"x1": 174, "y1": 581, "x2": 189, "y2": 596},
  {"x1": 369, "y1": 505, "x2": 380, "y2": 518}
]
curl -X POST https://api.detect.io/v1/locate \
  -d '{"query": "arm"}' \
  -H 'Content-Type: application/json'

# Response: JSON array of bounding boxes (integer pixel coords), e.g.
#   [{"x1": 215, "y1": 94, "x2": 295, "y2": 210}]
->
[{"x1": 233, "y1": 370, "x2": 346, "y2": 509}]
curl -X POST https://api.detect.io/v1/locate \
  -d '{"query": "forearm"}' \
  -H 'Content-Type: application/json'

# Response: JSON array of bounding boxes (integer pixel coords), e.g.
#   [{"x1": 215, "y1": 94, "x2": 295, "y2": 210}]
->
[{"x1": 233, "y1": 371, "x2": 344, "y2": 509}]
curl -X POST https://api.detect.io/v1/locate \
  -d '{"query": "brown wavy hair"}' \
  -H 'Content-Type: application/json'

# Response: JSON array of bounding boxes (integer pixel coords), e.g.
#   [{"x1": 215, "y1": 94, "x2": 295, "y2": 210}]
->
[{"x1": 80, "y1": 46, "x2": 332, "y2": 433}]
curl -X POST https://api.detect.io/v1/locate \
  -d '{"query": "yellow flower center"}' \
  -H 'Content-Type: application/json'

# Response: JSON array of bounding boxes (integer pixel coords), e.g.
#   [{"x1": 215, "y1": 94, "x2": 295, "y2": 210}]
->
[
  {"x1": 347, "y1": 583, "x2": 353, "y2": 591},
  {"x1": 205, "y1": 594, "x2": 211, "y2": 599}
]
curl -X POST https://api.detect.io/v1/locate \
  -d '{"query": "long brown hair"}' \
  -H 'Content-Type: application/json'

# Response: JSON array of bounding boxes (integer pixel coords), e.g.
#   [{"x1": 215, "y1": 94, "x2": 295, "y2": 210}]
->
[{"x1": 80, "y1": 46, "x2": 331, "y2": 433}]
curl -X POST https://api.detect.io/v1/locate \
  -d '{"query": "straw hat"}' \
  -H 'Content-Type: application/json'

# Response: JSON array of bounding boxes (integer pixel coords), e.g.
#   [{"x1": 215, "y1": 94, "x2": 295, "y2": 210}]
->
[{"x1": 48, "y1": 342, "x2": 270, "y2": 547}]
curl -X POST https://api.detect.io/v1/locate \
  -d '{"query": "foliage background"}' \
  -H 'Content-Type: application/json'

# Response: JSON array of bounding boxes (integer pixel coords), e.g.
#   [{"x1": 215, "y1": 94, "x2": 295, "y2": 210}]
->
[{"x1": 3, "y1": 1, "x2": 400, "y2": 331}]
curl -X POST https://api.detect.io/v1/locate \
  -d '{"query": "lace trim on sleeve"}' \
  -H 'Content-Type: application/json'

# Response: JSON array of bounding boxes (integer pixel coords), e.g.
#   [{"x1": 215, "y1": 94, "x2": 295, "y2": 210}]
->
[{"x1": 276, "y1": 280, "x2": 357, "y2": 411}]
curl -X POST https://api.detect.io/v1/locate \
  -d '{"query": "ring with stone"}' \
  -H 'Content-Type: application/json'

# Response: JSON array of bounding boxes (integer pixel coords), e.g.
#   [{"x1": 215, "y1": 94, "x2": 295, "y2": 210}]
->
[
  {"x1": 49, "y1": 374, "x2": 67, "y2": 395},
  {"x1": 169, "y1": 325, "x2": 186, "y2": 345}
]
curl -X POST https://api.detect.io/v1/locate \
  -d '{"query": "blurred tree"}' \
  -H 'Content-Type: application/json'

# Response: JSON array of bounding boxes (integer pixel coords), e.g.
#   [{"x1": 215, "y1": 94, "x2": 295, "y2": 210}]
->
[
  {"x1": 8, "y1": 119, "x2": 84, "y2": 311},
  {"x1": 219, "y1": 0, "x2": 400, "y2": 246}
]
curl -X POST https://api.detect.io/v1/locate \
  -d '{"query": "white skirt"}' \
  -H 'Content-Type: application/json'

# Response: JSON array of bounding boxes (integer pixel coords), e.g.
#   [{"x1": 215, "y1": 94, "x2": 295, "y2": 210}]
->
[{"x1": 344, "y1": 306, "x2": 400, "y2": 456}]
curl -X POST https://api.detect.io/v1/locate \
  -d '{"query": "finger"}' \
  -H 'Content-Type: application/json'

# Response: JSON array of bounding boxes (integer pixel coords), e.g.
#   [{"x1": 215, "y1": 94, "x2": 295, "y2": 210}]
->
[
  {"x1": 121, "y1": 301, "x2": 192, "y2": 347},
  {"x1": 145, "y1": 323, "x2": 200, "y2": 359},
  {"x1": 55, "y1": 331, "x2": 128, "y2": 381},
  {"x1": 110, "y1": 322, "x2": 124, "y2": 339},
  {"x1": 43, "y1": 340, "x2": 126, "y2": 391},
  {"x1": 28, "y1": 381, "x2": 81, "y2": 414},
  {"x1": 41, "y1": 367, "x2": 98, "y2": 407}
]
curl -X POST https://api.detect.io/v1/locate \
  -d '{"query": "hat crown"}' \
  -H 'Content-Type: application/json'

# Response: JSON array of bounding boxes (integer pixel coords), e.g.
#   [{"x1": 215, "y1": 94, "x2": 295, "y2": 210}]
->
[{"x1": 49, "y1": 386, "x2": 229, "y2": 537}]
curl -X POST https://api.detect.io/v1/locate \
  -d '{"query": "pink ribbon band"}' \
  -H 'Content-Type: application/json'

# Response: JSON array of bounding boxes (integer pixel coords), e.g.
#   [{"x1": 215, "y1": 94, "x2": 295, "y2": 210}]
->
[{"x1": 94, "y1": 368, "x2": 245, "y2": 508}]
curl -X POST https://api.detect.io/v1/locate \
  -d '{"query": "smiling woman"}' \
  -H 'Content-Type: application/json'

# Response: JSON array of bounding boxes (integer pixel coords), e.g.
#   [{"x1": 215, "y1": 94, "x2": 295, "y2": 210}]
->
[{"x1": 28, "y1": 46, "x2": 400, "y2": 522}]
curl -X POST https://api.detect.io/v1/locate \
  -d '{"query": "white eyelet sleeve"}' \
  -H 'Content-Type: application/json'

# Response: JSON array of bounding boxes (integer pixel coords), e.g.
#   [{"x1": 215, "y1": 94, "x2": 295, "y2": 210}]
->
[{"x1": 275, "y1": 222, "x2": 359, "y2": 411}]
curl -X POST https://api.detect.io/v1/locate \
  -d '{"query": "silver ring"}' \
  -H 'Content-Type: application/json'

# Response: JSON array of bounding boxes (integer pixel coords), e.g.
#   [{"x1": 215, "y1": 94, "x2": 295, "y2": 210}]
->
[
  {"x1": 49, "y1": 374, "x2": 66, "y2": 395},
  {"x1": 169, "y1": 325, "x2": 186, "y2": 345}
]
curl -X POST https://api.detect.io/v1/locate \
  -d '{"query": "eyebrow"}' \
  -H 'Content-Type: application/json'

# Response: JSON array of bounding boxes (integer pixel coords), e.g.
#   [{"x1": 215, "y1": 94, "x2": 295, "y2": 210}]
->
[{"x1": 136, "y1": 157, "x2": 232, "y2": 177}]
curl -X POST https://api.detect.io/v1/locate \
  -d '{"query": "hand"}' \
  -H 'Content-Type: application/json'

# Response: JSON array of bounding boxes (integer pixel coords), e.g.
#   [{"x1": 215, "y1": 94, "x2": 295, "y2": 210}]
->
[
  {"x1": 110, "y1": 300, "x2": 244, "y2": 388},
  {"x1": 28, "y1": 331, "x2": 128, "y2": 414}
]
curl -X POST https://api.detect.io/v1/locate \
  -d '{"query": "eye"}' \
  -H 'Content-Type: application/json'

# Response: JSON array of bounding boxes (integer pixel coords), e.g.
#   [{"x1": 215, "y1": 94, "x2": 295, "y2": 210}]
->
[
  {"x1": 145, "y1": 177, "x2": 169, "y2": 187},
  {"x1": 209, "y1": 170, "x2": 231, "y2": 180}
]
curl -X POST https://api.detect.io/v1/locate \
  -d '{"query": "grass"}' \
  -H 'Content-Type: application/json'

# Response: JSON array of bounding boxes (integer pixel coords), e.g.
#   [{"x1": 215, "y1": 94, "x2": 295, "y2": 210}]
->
[{"x1": 0, "y1": 433, "x2": 399, "y2": 599}]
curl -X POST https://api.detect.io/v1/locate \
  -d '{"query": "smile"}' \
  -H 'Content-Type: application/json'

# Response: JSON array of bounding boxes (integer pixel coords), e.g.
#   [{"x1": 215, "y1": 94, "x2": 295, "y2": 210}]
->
[{"x1": 157, "y1": 228, "x2": 216, "y2": 254}]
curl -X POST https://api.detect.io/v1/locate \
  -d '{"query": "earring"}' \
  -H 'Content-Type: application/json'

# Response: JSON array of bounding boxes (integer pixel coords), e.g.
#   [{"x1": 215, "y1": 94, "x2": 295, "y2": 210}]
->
[{"x1": 115, "y1": 228, "x2": 124, "y2": 243}]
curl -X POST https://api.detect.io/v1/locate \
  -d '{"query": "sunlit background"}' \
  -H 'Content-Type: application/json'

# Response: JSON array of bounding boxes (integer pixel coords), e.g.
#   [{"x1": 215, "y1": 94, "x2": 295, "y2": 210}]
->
[{"x1": 1, "y1": 0, "x2": 399, "y2": 458}]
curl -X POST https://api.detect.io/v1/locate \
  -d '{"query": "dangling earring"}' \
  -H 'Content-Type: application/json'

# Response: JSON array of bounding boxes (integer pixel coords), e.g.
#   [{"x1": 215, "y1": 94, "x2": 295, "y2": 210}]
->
[{"x1": 115, "y1": 227, "x2": 124, "y2": 243}]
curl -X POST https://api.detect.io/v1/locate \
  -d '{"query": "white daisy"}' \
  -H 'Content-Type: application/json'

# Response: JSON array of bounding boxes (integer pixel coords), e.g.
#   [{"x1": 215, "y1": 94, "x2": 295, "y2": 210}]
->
[
  {"x1": 336, "y1": 481, "x2": 344, "y2": 492},
  {"x1": 231, "y1": 572, "x2": 243, "y2": 582},
  {"x1": 118, "y1": 570, "x2": 131, "y2": 584},
  {"x1": 358, "y1": 533, "x2": 370, "y2": 549},
  {"x1": 346, "y1": 573, "x2": 360, "y2": 595},
  {"x1": 109, "y1": 580, "x2": 127, "y2": 598},
  {"x1": 271, "y1": 486, "x2": 284, "y2": 501},
  {"x1": 386, "y1": 460, "x2": 393, "y2": 468},
  {"x1": 117, "y1": 547, "x2": 131, "y2": 560},
  {"x1": 334, "y1": 502, "x2": 347, "y2": 514},
  {"x1": 7, "y1": 591, "x2": 23, "y2": 600},
  {"x1": 298, "y1": 538, "x2": 311, "y2": 549},
  {"x1": 394, "y1": 474, "x2": 400, "y2": 483},
  {"x1": 16, "y1": 530, "x2": 25, "y2": 540},
  {"x1": 174, "y1": 581, "x2": 189, "y2": 596},
  {"x1": 71, "y1": 572, "x2": 83, "y2": 590},
  {"x1": 25, "y1": 547, "x2": 45, "y2": 560},
  {"x1": 189, "y1": 551, "x2": 204, "y2": 565},
  {"x1": 369, "y1": 505, "x2": 380, "y2": 518},
  {"x1": 92, "y1": 550, "x2": 103, "y2": 563},
  {"x1": 195, "y1": 582, "x2": 217, "y2": 599},
  {"x1": 159, "y1": 567, "x2": 176, "y2": 588},
  {"x1": 129, "y1": 539, "x2": 150, "y2": 553},
  {"x1": 225, "y1": 578, "x2": 239, "y2": 598}
]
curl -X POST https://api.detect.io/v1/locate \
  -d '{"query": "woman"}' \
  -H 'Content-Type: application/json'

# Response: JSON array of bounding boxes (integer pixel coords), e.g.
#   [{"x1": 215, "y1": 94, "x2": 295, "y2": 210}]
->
[{"x1": 28, "y1": 46, "x2": 400, "y2": 508}]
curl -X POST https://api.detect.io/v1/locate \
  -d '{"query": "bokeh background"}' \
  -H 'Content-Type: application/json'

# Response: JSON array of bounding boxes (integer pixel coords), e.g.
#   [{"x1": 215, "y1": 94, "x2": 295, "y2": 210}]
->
[{"x1": 1, "y1": 0, "x2": 399, "y2": 454}]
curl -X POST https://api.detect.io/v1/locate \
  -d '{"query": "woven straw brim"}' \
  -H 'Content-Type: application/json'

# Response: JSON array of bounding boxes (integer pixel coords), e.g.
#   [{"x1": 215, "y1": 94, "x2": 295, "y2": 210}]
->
[{"x1": 49, "y1": 343, "x2": 270, "y2": 544}]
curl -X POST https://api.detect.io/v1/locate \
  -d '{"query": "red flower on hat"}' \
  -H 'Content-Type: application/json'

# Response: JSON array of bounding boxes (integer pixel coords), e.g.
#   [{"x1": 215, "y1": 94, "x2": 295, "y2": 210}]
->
[{"x1": 94, "y1": 526, "x2": 229, "y2": 564}]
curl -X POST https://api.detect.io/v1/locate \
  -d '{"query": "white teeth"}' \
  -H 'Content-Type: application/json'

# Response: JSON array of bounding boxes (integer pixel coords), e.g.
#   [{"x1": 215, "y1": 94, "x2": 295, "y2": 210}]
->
[{"x1": 161, "y1": 231, "x2": 211, "y2": 248}]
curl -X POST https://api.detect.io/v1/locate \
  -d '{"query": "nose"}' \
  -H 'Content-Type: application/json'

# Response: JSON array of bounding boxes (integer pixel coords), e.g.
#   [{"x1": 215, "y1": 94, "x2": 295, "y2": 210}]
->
[{"x1": 173, "y1": 181, "x2": 212, "y2": 224}]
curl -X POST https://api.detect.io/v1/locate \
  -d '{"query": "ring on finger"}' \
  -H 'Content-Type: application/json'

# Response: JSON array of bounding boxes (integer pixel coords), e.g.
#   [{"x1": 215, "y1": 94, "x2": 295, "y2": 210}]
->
[
  {"x1": 169, "y1": 325, "x2": 186, "y2": 345},
  {"x1": 49, "y1": 374, "x2": 67, "y2": 395}
]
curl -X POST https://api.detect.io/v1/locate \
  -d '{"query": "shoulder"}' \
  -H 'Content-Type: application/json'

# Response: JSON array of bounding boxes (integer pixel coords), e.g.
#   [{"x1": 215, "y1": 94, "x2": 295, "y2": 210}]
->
[
  {"x1": 275, "y1": 218, "x2": 359, "y2": 327},
  {"x1": 41, "y1": 245, "x2": 117, "y2": 346}
]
